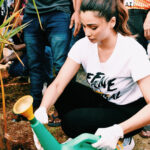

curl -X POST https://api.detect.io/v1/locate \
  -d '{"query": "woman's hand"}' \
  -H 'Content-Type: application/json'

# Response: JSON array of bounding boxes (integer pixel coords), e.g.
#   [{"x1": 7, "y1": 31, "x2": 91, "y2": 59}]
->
[
  {"x1": 92, "y1": 124, "x2": 124, "y2": 149},
  {"x1": 34, "y1": 106, "x2": 48, "y2": 124}
]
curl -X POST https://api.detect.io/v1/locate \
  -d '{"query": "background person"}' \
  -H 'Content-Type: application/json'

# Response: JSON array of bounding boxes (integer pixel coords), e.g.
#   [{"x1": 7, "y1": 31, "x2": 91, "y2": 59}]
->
[
  {"x1": 124, "y1": 0, "x2": 150, "y2": 138},
  {"x1": 124, "y1": 0, "x2": 150, "y2": 51},
  {"x1": 22, "y1": 0, "x2": 82, "y2": 110}
]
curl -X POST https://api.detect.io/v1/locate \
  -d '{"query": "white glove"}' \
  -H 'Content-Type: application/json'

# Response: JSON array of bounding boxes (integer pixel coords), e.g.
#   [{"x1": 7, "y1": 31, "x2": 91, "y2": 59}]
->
[
  {"x1": 34, "y1": 106, "x2": 48, "y2": 124},
  {"x1": 33, "y1": 106, "x2": 48, "y2": 150},
  {"x1": 92, "y1": 124, "x2": 124, "y2": 150}
]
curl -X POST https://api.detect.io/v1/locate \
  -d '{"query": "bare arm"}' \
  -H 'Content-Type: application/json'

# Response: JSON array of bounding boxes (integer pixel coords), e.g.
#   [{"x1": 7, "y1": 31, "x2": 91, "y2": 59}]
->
[
  {"x1": 143, "y1": 11, "x2": 150, "y2": 40},
  {"x1": 0, "y1": 50, "x2": 24, "y2": 64},
  {"x1": 120, "y1": 75, "x2": 150, "y2": 134},
  {"x1": 0, "y1": 43, "x2": 26, "y2": 64},
  {"x1": 40, "y1": 57, "x2": 80, "y2": 111},
  {"x1": 6, "y1": 43, "x2": 26, "y2": 51},
  {"x1": 73, "y1": 0, "x2": 82, "y2": 13}
]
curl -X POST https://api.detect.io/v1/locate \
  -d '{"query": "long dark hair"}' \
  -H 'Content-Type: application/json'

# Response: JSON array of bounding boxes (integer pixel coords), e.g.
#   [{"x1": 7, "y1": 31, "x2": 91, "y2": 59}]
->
[{"x1": 80, "y1": 0, "x2": 131, "y2": 36}]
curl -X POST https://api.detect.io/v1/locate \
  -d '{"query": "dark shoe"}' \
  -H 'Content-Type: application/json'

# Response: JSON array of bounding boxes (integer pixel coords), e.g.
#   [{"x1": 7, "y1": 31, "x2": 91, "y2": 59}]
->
[
  {"x1": 139, "y1": 125, "x2": 150, "y2": 138},
  {"x1": 139, "y1": 130, "x2": 150, "y2": 138},
  {"x1": 11, "y1": 114, "x2": 27, "y2": 122},
  {"x1": 48, "y1": 112, "x2": 61, "y2": 127},
  {"x1": 33, "y1": 101, "x2": 41, "y2": 112}
]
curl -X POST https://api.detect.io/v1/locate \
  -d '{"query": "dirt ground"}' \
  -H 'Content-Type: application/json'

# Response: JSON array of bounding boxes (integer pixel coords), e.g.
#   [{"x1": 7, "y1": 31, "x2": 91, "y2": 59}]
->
[{"x1": 0, "y1": 69, "x2": 150, "y2": 150}]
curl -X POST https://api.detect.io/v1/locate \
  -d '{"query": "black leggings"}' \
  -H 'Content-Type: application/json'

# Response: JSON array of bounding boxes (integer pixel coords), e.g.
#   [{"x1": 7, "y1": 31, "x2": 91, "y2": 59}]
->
[{"x1": 55, "y1": 81, "x2": 146, "y2": 138}]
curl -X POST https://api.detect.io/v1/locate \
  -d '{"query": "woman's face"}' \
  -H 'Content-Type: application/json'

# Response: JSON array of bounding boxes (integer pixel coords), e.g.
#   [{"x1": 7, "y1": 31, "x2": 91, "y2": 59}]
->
[{"x1": 80, "y1": 11, "x2": 116, "y2": 44}]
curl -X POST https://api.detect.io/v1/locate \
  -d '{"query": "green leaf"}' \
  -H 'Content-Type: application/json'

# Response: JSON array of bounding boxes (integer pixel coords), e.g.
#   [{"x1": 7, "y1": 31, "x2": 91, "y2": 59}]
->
[
  {"x1": 0, "y1": 9, "x2": 22, "y2": 28},
  {"x1": 0, "y1": 37, "x2": 10, "y2": 44},
  {"x1": 32, "y1": 0, "x2": 43, "y2": 30},
  {"x1": 0, "y1": 0, "x2": 4, "y2": 7},
  {"x1": 4, "y1": 21, "x2": 31, "y2": 40}
]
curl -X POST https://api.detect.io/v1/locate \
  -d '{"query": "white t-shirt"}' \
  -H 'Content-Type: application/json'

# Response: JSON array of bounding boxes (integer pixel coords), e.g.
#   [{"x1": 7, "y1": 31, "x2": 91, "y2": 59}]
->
[{"x1": 68, "y1": 33, "x2": 150, "y2": 105}]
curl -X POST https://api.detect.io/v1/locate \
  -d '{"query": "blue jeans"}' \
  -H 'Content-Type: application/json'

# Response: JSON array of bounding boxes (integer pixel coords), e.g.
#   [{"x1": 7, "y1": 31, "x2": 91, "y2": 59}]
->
[
  {"x1": 23, "y1": 11, "x2": 71, "y2": 107},
  {"x1": 69, "y1": 26, "x2": 85, "y2": 49},
  {"x1": 44, "y1": 46, "x2": 54, "y2": 81},
  {"x1": 8, "y1": 53, "x2": 29, "y2": 77}
]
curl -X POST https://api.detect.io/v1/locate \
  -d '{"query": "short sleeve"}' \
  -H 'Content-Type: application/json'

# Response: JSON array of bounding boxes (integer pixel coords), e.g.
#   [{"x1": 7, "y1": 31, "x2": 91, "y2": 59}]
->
[
  {"x1": 68, "y1": 38, "x2": 85, "y2": 64},
  {"x1": 129, "y1": 45, "x2": 150, "y2": 82}
]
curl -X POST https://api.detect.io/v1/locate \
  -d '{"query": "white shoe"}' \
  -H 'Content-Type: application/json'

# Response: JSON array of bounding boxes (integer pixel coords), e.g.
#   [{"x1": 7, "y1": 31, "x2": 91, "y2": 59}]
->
[
  {"x1": 116, "y1": 137, "x2": 135, "y2": 150},
  {"x1": 62, "y1": 138, "x2": 72, "y2": 144},
  {"x1": 42, "y1": 82, "x2": 47, "y2": 95}
]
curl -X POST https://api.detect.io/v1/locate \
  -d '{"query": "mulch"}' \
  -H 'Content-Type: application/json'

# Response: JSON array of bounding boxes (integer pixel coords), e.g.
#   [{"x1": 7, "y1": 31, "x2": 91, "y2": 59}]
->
[{"x1": 0, "y1": 70, "x2": 68, "y2": 149}]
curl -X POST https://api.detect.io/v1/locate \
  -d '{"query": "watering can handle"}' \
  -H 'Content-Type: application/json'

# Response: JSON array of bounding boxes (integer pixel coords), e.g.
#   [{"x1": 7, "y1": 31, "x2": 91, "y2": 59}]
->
[{"x1": 68, "y1": 133, "x2": 100, "y2": 147}]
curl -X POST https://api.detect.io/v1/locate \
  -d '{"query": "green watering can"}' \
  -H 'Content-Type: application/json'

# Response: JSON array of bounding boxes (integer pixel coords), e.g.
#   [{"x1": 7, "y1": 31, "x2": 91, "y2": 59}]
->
[{"x1": 13, "y1": 95, "x2": 100, "y2": 150}]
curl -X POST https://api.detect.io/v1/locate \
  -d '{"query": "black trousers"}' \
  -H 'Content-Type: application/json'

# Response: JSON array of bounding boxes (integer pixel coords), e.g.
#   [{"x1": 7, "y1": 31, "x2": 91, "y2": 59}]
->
[
  {"x1": 55, "y1": 81, "x2": 146, "y2": 138},
  {"x1": 127, "y1": 9, "x2": 149, "y2": 51}
]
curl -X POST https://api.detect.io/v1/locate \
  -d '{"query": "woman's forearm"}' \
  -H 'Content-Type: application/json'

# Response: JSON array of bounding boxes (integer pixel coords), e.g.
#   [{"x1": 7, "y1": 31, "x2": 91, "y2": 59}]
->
[
  {"x1": 40, "y1": 81, "x2": 64, "y2": 111},
  {"x1": 120, "y1": 103, "x2": 150, "y2": 135},
  {"x1": 40, "y1": 57, "x2": 81, "y2": 112}
]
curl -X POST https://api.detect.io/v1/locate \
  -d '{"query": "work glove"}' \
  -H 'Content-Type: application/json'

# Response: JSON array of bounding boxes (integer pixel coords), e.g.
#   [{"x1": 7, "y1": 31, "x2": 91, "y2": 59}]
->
[
  {"x1": 33, "y1": 106, "x2": 48, "y2": 150},
  {"x1": 34, "y1": 106, "x2": 48, "y2": 124},
  {"x1": 92, "y1": 124, "x2": 124, "y2": 150}
]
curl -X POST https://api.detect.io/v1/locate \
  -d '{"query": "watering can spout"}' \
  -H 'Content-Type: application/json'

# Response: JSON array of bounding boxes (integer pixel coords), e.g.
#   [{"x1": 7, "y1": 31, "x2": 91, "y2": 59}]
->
[{"x1": 13, "y1": 95, "x2": 34, "y2": 120}]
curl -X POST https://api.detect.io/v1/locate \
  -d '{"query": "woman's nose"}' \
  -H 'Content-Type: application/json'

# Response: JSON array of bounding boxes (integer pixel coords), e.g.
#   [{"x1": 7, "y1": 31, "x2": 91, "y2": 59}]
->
[{"x1": 84, "y1": 28, "x2": 92, "y2": 37}]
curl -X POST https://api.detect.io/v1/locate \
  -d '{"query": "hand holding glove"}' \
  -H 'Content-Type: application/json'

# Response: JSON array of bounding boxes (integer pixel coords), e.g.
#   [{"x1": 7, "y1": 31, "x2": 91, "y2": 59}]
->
[
  {"x1": 33, "y1": 106, "x2": 48, "y2": 150},
  {"x1": 92, "y1": 124, "x2": 124, "y2": 150},
  {"x1": 34, "y1": 106, "x2": 48, "y2": 124}
]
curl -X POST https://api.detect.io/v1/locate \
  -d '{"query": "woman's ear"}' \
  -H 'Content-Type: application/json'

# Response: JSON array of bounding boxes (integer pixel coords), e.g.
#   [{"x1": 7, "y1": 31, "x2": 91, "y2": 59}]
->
[{"x1": 110, "y1": 16, "x2": 116, "y2": 28}]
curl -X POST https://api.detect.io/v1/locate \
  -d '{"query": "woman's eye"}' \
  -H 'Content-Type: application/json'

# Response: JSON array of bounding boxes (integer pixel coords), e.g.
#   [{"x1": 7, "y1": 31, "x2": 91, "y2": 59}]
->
[{"x1": 91, "y1": 27, "x2": 97, "y2": 30}]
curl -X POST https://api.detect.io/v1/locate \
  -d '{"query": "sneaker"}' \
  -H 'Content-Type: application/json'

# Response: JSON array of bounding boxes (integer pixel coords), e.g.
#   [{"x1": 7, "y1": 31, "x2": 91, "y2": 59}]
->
[
  {"x1": 116, "y1": 137, "x2": 135, "y2": 150},
  {"x1": 62, "y1": 138, "x2": 72, "y2": 144}
]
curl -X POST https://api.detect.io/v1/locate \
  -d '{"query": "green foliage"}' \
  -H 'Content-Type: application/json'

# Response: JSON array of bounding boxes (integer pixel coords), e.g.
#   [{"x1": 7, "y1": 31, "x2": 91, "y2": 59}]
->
[
  {"x1": 0, "y1": 0, "x2": 4, "y2": 7},
  {"x1": 0, "y1": 10, "x2": 30, "y2": 54}
]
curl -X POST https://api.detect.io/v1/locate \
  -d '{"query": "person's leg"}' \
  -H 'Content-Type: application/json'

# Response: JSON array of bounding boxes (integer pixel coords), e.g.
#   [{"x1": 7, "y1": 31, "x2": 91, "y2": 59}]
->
[
  {"x1": 69, "y1": 26, "x2": 85, "y2": 49},
  {"x1": 128, "y1": 10, "x2": 150, "y2": 138},
  {"x1": 45, "y1": 11, "x2": 71, "y2": 125},
  {"x1": 55, "y1": 81, "x2": 146, "y2": 138},
  {"x1": 61, "y1": 99, "x2": 146, "y2": 138},
  {"x1": 44, "y1": 46, "x2": 59, "y2": 126},
  {"x1": 44, "y1": 46, "x2": 54, "y2": 84},
  {"x1": 127, "y1": 9, "x2": 148, "y2": 51},
  {"x1": 46, "y1": 11, "x2": 71, "y2": 75},
  {"x1": 23, "y1": 14, "x2": 45, "y2": 109},
  {"x1": 55, "y1": 81, "x2": 101, "y2": 117},
  {"x1": 8, "y1": 54, "x2": 28, "y2": 77}
]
